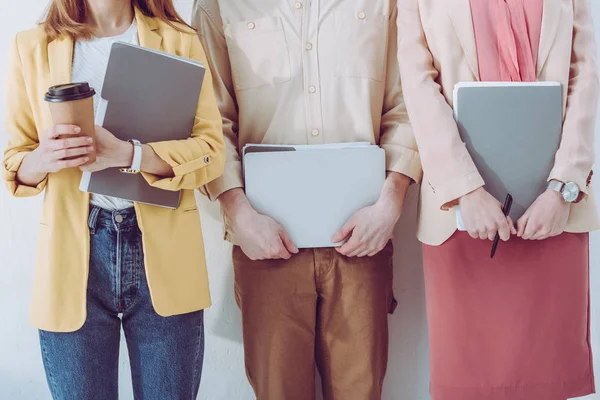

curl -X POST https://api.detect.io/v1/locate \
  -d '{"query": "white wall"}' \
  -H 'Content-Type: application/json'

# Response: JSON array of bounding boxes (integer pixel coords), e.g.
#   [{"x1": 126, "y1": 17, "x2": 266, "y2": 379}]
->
[{"x1": 0, "y1": 1, "x2": 598, "y2": 399}]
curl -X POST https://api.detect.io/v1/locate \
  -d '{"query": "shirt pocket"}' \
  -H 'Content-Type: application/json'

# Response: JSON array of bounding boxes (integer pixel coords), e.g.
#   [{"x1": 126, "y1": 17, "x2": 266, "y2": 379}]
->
[
  {"x1": 333, "y1": 11, "x2": 388, "y2": 83},
  {"x1": 224, "y1": 17, "x2": 292, "y2": 91}
]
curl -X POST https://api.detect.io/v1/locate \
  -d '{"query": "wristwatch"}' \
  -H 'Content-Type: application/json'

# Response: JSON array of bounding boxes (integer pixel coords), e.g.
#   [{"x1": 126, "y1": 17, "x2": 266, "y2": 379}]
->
[
  {"x1": 547, "y1": 180, "x2": 580, "y2": 203},
  {"x1": 120, "y1": 139, "x2": 142, "y2": 174}
]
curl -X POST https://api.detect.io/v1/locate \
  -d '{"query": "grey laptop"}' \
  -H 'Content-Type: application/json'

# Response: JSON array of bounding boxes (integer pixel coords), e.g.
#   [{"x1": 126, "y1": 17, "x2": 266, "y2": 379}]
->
[
  {"x1": 243, "y1": 143, "x2": 385, "y2": 248},
  {"x1": 80, "y1": 41, "x2": 206, "y2": 209},
  {"x1": 453, "y1": 82, "x2": 563, "y2": 222}
]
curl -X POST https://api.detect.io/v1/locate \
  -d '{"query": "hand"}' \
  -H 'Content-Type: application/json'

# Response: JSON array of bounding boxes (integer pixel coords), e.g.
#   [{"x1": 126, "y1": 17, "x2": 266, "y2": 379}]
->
[
  {"x1": 332, "y1": 200, "x2": 398, "y2": 257},
  {"x1": 332, "y1": 171, "x2": 410, "y2": 257},
  {"x1": 459, "y1": 187, "x2": 516, "y2": 241},
  {"x1": 221, "y1": 189, "x2": 299, "y2": 261},
  {"x1": 79, "y1": 126, "x2": 133, "y2": 173},
  {"x1": 517, "y1": 189, "x2": 570, "y2": 240},
  {"x1": 31, "y1": 124, "x2": 94, "y2": 174}
]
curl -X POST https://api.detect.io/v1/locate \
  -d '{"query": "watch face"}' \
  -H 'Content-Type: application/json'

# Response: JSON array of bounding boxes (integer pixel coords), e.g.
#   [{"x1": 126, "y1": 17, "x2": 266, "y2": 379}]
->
[{"x1": 562, "y1": 182, "x2": 580, "y2": 203}]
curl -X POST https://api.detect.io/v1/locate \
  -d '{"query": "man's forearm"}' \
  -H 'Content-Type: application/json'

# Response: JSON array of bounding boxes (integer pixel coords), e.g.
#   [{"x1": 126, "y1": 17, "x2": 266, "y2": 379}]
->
[
  {"x1": 218, "y1": 187, "x2": 251, "y2": 218},
  {"x1": 377, "y1": 171, "x2": 412, "y2": 215}
]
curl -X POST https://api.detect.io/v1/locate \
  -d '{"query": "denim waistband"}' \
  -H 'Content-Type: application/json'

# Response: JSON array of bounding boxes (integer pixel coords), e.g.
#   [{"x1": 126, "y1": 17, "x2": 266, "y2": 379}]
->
[{"x1": 88, "y1": 206, "x2": 137, "y2": 234}]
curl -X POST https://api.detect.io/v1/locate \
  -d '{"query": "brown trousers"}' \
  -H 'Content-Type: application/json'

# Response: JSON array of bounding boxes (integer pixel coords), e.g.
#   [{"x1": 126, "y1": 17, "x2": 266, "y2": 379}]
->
[{"x1": 232, "y1": 242, "x2": 396, "y2": 400}]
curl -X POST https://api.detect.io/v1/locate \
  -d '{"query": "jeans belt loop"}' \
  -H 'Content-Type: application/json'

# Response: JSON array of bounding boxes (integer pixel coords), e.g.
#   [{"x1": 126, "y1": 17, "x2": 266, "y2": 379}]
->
[{"x1": 88, "y1": 206, "x2": 101, "y2": 235}]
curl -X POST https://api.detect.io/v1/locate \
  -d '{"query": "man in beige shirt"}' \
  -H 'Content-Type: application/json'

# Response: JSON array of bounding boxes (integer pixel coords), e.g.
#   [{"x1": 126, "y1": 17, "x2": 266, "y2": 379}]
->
[{"x1": 193, "y1": 1, "x2": 421, "y2": 399}]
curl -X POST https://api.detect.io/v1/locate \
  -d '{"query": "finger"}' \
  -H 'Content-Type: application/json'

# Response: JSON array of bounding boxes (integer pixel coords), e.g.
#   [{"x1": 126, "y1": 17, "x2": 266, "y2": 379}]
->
[
  {"x1": 356, "y1": 250, "x2": 370, "y2": 258},
  {"x1": 487, "y1": 230, "x2": 496, "y2": 241},
  {"x1": 279, "y1": 230, "x2": 299, "y2": 254},
  {"x1": 478, "y1": 230, "x2": 488, "y2": 240},
  {"x1": 347, "y1": 242, "x2": 368, "y2": 258},
  {"x1": 532, "y1": 229, "x2": 550, "y2": 241},
  {"x1": 54, "y1": 146, "x2": 94, "y2": 160},
  {"x1": 337, "y1": 235, "x2": 361, "y2": 256},
  {"x1": 497, "y1": 219, "x2": 510, "y2": 242},
  {"x1": 277, "y1": 249, "x2": 292, "y2": 260},
  {"x1": 274, "y1": 241, "x2": 292, "y2": 260},
  {"x1": 347, "y1": 248, "x2": 365, "y2": 258},
  {"x1": 332, "y1": 218, "x2": 356, "y2": 243},
  {"x1": 467, "y1": 230, "x2": 478, "y2": 239},
  {"x1": 522, "y1": 220, "x2": 537, "y2": 240},
  {"x1": 51, "y1": 136, "x2": 93, "y2": 150},
  {"x1": 517, "y1": 214, "x2": 529, "y2": 238},
  {"x1": 365, "y1": 244, "x2": 386, "y2": 257},
  {"x1": 507, "y1": 216, "x2": 517, "y2": 235},
  {"x1": 55, "y1": 156, "x2": 90, "y2": 170},
  {"x1": 47, "y1": 125, "x2": 81, "y2": 139}
]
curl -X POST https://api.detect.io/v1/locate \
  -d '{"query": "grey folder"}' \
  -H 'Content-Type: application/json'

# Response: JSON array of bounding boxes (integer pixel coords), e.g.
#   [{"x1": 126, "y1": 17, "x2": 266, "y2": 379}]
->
[
  {"x1": 79, "y1": 41, "x2": 206, "y2": 209},
  {"x1": 243, "y1": 143, "x2": 385, "y2": 248},
  {"x1": 454, "y1": 82, "x2": 563, "y2": 221}
]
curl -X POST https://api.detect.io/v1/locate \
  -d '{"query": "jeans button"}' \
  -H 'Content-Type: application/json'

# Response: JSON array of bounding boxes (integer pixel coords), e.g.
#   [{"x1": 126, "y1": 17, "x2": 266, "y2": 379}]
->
[{"x1": 115, "y1": 215, "x2": 124, "y2": 223}]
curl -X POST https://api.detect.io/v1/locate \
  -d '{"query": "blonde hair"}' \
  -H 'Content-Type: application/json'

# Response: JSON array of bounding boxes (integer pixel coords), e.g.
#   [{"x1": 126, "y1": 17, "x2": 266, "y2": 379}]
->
[{"x1": 41, "y1": 0, "x2": 193, "y2": 40}]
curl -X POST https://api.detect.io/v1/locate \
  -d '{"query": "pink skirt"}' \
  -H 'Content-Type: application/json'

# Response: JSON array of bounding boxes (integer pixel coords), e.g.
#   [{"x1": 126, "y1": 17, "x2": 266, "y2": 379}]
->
[{"x1": 422, "y1": 232, "x2": 594, "y2": 400}]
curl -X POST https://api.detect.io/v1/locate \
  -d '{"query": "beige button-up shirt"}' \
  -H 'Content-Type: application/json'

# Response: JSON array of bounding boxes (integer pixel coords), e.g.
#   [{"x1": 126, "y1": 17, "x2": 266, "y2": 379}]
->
[{"x1": 193, "y1": 0, "x2": 422, "y2": 205}]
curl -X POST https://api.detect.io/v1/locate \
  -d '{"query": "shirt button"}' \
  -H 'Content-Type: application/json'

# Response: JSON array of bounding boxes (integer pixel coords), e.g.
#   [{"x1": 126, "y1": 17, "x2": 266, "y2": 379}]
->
[
  {"x1": 247, "y1": 22, "x2": 256, "y2": 30},
  {"x1": 308, "y1": 85, "x2": 316, "y2": 93},
  {"x1": 311, "y1": 129, "x2": 320, "y2": 137},
  {"x1": 294, "y1": 1, "x2": 302, "y2": 9},
  {"x1": 115, "y1": 214, "x2": 124, "y2": 223},
  {"x1": 305, "y1": 42, "x2": 313, "y2": 51},
  {"x1": 358, "y1": 11, "x2": 366, "y2": 19}
]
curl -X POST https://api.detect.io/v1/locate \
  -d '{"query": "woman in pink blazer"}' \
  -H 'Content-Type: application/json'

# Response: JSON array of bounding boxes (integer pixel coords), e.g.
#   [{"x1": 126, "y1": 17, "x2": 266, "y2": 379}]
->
[{"x1": 397, "y1": 1, "x2": 598, "y2": 399}]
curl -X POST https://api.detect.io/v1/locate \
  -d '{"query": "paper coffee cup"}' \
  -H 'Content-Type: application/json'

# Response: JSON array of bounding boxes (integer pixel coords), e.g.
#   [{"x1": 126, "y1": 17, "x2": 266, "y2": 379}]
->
[{"x1": 45, "y1": 82, "x2": 97, "y2": 163}]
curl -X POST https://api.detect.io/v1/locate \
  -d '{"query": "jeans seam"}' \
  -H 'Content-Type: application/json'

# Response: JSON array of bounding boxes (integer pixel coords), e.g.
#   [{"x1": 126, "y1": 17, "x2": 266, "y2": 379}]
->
[
  {"x1": 122, "y1": 229, "x2": 143, "y2": 313},
  {"x1": 39, "y1": 333, "x2": 59, "y2": 399},
  {"x1": 115, "y1": 228, "x2": 122, "y2": 312},
  {"x1": 192, "y1": 314, "x2": 204, "y2": 396},
  {"x1": 316, "y1": 317, "x2": 332, "y2": 398}
]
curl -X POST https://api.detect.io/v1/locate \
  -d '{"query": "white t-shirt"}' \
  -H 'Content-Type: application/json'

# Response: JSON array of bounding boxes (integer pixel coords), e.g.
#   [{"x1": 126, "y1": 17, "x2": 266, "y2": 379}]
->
[{"x1": 72, "y1": 21, "x2": 138, "y2": 211}]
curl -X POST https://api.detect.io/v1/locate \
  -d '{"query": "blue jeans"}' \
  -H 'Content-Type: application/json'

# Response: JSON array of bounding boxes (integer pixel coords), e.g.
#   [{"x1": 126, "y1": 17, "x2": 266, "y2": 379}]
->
[{"x1": 39, "y1": 206, "x2": 204, "y2": 400}]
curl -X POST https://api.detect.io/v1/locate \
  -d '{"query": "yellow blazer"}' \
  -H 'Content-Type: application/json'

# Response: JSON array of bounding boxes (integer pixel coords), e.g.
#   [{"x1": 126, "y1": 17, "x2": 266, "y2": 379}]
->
[
  {"x1": 397, "y1": 0, "x2": 599, "y2": 245},
  {"x1": 2, "y1": 9, "x2": 226, "y2": 332}
]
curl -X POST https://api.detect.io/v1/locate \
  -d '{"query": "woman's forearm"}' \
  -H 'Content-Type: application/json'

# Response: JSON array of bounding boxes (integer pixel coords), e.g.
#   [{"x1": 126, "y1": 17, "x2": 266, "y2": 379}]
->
[
  {"x1": 112, "y1": 139, "x2": 174, "y2": 178},
  {"x1": 141, "y1": 144, "x2": 175, "y2": 178},
  {"x1": 16, "y1": 150, "x2": 47, "y2": 187}
]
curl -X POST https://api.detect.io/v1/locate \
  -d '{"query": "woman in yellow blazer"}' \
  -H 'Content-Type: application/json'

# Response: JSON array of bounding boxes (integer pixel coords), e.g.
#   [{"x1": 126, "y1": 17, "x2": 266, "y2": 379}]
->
[
  {"x1": 398, "y1": 0, "x2": 598, "y2": 399},
  {"x1": 2, "y1": 0, "x2": 225, "y2": 398}
]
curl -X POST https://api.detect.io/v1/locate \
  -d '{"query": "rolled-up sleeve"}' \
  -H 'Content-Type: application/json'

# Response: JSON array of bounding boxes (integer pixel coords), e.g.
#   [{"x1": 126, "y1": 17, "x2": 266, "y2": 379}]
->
[
  {"x1": 2, "y1": 33, "x2": 47, "y2": 197},
  {"x1": 380, "y1": 3, "x2": 422, "y2": 183},
  {"x1": 548, "y1": 0, "x2": 599, "y2": 197},
  {"x1": 141, "y1": 34, "x2": 226, "y2": 191},
  {"x1": 192, "y1": 1, "x2": 244, "y2": 201},
  {"x1": 397, "y1": 0, "x2": 484, "y2": 208}
]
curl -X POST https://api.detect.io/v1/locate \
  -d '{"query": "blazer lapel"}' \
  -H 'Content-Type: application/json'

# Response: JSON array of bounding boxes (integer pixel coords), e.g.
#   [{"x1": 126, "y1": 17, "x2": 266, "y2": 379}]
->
[
  {"x1": 135, "y1": 8, "x2": 162, "y2": 51},
  {"x1": 537, "y1": 0, "x2": 562, "y2": 76},
  {"x1": 48, "y1": 36, "x2": 74, "y2": 86},
  {"x1": 447, "y1": 0, "x2": 480, "y2": 80}
]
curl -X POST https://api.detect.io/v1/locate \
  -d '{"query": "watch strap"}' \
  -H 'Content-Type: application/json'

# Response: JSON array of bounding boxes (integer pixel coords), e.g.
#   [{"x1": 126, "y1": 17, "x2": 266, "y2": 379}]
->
[
  {"x1": 120, "y1": 139, "x2": 142, "y2": 174},
  {"x1": 547, "y1": 180, "x2": 564, "y2": 194}
]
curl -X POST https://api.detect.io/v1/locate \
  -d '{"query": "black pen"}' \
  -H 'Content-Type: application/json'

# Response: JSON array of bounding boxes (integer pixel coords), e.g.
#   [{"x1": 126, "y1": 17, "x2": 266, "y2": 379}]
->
[{"x1": 490, "y1": 193, "x2": 513, "y2": 259}]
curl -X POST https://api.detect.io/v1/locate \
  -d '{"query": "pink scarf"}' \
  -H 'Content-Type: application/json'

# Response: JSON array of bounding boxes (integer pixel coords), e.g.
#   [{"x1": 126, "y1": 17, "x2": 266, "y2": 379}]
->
[
  {"x1": 494, "y1": 0, "x2": 537, "y2": 81},
  {"x1": 470, "y1": 0, "x2": 543, "y2": 82}
]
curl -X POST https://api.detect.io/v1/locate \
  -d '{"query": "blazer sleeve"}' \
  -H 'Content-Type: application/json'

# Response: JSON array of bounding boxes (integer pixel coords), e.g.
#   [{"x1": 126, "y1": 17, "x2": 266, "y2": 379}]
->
[
  {"x1": 141, "y1": 33, "x2": 226, "y2": 192},
  {"x1": 548, "y1": 0, "x2": 599, "y2": 196},
  {"x1": 380, "y1": 3, "x2": 422, "y2": 183},
  {"x1": 192, "y1": 1, "x2": 244, "y2": 201},
  {"x1": 2, "y1": 33, "x2": 48, "y2": 197},
  {"x1": 397, "y1": 0, "x2": 484, "y2": 209}
]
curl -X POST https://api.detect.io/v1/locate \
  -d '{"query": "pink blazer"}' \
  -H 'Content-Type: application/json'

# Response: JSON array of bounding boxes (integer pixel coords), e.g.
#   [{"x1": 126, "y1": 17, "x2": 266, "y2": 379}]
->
[{"x1": 398, "y1": 0, "x2": 599, "y2": 245}]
